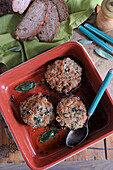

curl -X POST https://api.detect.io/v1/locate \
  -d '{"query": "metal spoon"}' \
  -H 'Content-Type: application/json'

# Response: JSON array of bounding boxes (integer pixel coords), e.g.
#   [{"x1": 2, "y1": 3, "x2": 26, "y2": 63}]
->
[{"x1": 66, "y1": 68, "x2": 113, "y2": 147}]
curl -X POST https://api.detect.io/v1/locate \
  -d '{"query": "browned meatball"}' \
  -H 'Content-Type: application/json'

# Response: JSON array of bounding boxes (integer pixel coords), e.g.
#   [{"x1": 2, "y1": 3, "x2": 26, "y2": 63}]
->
[
  {"x1": 45, "y1": 57, "x2": 82, "y2": 94},
  {"x1": 20, "y1": 93, "x2": 55, "y2": 128},
  {"x1": 56, "y1": 96, "x2": 87, "y2": 130}
]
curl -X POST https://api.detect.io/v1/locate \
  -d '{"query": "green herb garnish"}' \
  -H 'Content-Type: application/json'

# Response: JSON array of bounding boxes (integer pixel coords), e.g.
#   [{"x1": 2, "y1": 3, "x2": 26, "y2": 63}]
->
[
  {"x1": 40, "y1": 128, "x2": 59, "y2": 143},
  {"x1": 34, "y1": 117, "x2": 40, "y2": 124},
  {"x1": 15, "y1": 81, "x2": 36, "y2": 92},
  {"x1": 72, "y1": 108, "x2": 77, "y2": 112}
]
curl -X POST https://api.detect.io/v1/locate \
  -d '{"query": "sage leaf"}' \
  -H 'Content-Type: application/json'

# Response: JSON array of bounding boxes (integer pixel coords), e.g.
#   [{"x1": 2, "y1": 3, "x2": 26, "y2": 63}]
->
[
  {"x1": 94, "y1": 49, "x2": 113, "y2": 60},
  {"x1": 5, "y1": 46, "x2": 22, "y2": 52},
  {"x1": 15, "y1": 81, "x2": 36, "y2": 92},
  {"x1": 78, "y1": 39, "x2": 93, "y2": 44},
  {"x1": 40, "y1": 128, "x2": 59, "y2": 143}
]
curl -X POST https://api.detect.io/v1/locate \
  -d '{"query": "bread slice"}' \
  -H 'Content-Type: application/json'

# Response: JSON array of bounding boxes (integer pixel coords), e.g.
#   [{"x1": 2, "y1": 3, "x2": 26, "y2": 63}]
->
[
  {"x1": 37, "y1": 0, "x2": 59, "y2": 42},
  {"x1": 15, "y1": 0, "x2": 49, "y2": 40},
  {"x1": 50, "y1": 0, "x2": 68, "y2": 22},
  {"x1": 12, "y1": 0, "x2": 32, "y2": 14},
  {"x1": 0, "y1": 0, "x2": 31, "y2": 14}
]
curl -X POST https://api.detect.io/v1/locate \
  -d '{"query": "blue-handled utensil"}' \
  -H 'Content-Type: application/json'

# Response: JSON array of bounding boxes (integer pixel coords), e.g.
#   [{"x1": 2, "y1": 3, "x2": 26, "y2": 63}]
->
[
  {"x1": 66, "y1": 69, "x2": 113, "y2": 147},
  {"x1": 84, "y1": 23, "x2": 113, "y2": 45},
  {"x1": 78, "y1": 25, "x2": 113, "y2": 54}
]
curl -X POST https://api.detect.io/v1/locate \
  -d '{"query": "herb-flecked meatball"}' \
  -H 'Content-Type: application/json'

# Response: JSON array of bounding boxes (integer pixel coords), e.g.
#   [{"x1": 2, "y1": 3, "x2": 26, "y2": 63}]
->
[
  {"x1": 45, "y1": 57, "x2": 82, "y2": 94},
  {"x1": 56, "y1": 96, "x2": 87, "y2": 130},
  {"x1": 20, "y1": 93, "x2": 55, "y2": 128}
]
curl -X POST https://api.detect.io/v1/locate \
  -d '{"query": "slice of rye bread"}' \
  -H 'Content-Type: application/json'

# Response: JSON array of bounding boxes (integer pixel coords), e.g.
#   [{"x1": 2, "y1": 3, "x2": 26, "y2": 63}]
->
[
  {"x1": 37, "y1": 0, "x2": 59, "y2": 42},
  {"x1": 12, "y1": 0, "x2": 32, "y2": 14},
  {"x1": 15, "y1": 0, "x2": 49, "y2": 40},
  {"x1": 50, "y1": 0, "x2": 68, "y2": 22},
  {"x1": 0, "y1": 0, "x2": 31, "y2": 14}
]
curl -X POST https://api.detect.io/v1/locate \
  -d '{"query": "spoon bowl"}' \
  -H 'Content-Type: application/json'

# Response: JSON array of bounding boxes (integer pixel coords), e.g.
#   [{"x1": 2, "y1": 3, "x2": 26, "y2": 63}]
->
[
  {"x1": 66, "y1": 68, "x2": 113, "y2": 147},
  {"x1": 66, "y1": 121, "x2": 88, "y2": 147}
]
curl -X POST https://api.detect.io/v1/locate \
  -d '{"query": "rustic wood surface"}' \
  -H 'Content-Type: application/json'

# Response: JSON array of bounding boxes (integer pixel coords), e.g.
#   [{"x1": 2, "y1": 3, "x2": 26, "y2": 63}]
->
[
  {"x1": 1, "y1": 160, "x2": 113, "y2": 170},
  {"x1": 0, "y1": 12, "x2": 113, "y2": 169}
]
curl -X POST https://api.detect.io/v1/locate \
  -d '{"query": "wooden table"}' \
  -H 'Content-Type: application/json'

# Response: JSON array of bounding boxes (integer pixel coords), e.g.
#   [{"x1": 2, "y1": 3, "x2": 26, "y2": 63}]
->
[{"x1": 0, "y1": 13, "x2": 113, "y2": 169}]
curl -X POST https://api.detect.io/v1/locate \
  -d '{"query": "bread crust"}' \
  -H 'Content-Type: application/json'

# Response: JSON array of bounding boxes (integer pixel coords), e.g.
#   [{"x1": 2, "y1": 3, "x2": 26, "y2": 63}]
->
[
  {"x1": 15, "y1": 0, "x2": 49, "y2": 40},
  {"x1": 37, "y1": 0, "x2": 60, "y2": 42},
  {"x1": 59, "y1": 0, "x2": 68, "y2": 22},
  {"x1": 0, "y1": 0, "x2": 31, "y2": 14},
  {"x1": 12, "y1": 0, "x2": 31, "y2": 14},
  {"x1": 50, "y1": 0, "x2": 68, "y2": 22}
]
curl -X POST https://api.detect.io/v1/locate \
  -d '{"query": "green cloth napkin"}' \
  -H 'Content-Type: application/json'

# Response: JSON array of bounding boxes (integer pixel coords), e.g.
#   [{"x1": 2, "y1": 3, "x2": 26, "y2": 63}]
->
[{"x1": 0, "y1": 0, "x2": 103, "y2": 69}]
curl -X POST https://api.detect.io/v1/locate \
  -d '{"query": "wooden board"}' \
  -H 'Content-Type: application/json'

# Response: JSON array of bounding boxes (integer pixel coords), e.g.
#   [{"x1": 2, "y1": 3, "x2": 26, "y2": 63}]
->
[{"x1": 66, "y1": 140, "x2": 106, "y2": 161}]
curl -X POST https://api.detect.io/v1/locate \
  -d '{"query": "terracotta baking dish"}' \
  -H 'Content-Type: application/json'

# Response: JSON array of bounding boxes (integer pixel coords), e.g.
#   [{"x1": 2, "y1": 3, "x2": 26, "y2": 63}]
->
[{"x1": 0, "y1": 41, "x2": 113, "y2": 170}]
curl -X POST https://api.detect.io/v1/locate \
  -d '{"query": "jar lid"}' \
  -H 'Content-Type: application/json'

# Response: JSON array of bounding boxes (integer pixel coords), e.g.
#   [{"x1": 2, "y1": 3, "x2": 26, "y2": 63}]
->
[{"x1": 101, "y1": 0, "x2": 113, "y2": 19}]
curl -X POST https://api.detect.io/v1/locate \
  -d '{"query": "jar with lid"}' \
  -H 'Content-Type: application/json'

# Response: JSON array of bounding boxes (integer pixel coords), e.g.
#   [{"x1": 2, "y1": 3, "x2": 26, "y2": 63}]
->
[{"x1": 96, "y1": 0, "x2": 113, "y2": 31}]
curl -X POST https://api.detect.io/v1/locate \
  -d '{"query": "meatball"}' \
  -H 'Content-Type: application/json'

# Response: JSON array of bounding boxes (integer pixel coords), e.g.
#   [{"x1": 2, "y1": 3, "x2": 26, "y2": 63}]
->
[
  {"x1": 20, "y1": 93, "x2": 55, "y2": 128},
  {"x1": 56, "y1": 96, "x2": 87, "y2": 130},
  {"x1": 45, "y1": 57, "x2": 82, "y2": 94}
]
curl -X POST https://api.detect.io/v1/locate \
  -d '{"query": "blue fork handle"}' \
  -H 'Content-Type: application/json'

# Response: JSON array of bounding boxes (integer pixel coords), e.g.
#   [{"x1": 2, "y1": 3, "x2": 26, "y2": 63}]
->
[{"x1": 88, "y1": 69, "x2": 113, "y2": 118}]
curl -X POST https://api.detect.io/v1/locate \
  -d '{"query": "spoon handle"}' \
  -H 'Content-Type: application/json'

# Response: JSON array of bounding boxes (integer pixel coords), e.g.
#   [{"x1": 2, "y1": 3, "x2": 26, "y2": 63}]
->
[{"x1": 88, "y1": 68, "x2": 113, "y2": 117}]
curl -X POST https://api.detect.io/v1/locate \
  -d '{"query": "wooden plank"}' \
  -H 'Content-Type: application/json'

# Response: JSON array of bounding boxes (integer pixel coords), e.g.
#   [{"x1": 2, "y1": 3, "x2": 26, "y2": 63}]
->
[
  {"x1": 51, "y1": 160, "x2": 113, "y2": 169},
  {"x1": 106, "y1": 135, "x2": 113, "y2": 160},
  {"x1": 0, "y1": 163, "x2": 30, "y2": 170},
  {"x1": 1, "y1": 160, "x2": 113, "y2": 170},
  {"x1": 0, "y1": 112, "x2": 24, "y2": 163},
  {"x1": 66, "y1": 140, "x2": 106, "y2": 161}
]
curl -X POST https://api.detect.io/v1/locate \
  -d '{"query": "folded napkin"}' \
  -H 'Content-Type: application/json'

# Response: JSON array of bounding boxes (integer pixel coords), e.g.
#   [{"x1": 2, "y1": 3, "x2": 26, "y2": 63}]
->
[{"x1": 0, "y1": 0, "x2": 103, "y2": 69}]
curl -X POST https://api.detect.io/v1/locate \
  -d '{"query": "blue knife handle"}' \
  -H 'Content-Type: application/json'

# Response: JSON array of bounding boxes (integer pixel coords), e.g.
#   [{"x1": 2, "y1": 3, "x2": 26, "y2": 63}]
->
[{"x1": 88, "y1": 69, "x2": 113, "y2": 118}]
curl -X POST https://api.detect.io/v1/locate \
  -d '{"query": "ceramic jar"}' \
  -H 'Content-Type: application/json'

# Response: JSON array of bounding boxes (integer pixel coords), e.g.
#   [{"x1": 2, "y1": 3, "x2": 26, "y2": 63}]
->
[{"x1": 96, "y1": 0, "x2": 113, "y2": 31}]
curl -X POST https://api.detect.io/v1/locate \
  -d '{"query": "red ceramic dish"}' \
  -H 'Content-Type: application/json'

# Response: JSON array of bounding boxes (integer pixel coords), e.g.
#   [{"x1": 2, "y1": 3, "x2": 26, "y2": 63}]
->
[{"x1": 0, "y1": 41, "x2": 113, "y2": 170}]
